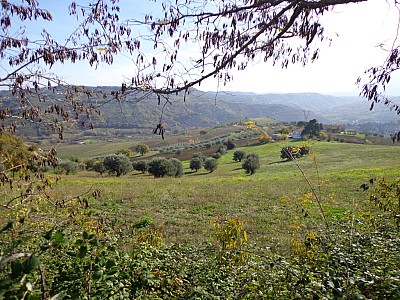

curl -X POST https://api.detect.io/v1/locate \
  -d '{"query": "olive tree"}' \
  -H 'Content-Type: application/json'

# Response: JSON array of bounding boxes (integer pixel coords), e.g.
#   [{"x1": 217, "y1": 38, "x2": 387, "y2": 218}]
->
[
  {"x1": 147, "y1": 157, "x2": 176, "y2": 178},
  {"x1": 233, "y1": 150, "x2": 247, "y2": 162},
  {"x1": 133, "y1": 160, "x2": 149, "y2": 173},
  {"x1": 103, "y1": 154, "x2": 133, "y2": 177},
  {"x1": 242, "y1": 153, "x2": 260, "y2": 175},
  {"x1": 204, "y1": 158, "x2": 218, "y2": 173},
  {"x1": 190, "y1": 157, "x2": 203, "y2": 172},
  {"x1": 135, "y1": 144, "x2": 151, "y2": 156}
]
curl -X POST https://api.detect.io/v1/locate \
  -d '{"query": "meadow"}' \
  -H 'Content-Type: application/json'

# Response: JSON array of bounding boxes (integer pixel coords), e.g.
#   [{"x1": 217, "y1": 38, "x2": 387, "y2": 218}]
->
[
  {"x1": 2, "y1": 137, "x2": 400, "y2": 299},
  {"x1": 52, "y1": 140, "x2": 400, "y2": 251}
]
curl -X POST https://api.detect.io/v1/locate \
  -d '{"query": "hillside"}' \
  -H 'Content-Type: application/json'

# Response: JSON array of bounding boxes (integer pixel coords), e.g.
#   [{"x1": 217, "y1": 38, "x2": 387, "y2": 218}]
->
[{"x1": 1, "y1": 87, "x2": 399, "y2": 141}]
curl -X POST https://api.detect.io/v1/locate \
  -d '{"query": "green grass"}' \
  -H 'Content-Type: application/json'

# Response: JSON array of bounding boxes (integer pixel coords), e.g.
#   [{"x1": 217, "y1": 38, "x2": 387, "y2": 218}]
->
[{"x1": 47, "y1": 140, "x2": 400, "y2": 253}]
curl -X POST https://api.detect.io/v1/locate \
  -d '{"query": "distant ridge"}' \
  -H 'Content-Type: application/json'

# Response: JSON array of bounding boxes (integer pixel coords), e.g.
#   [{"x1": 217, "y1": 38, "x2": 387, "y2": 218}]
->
[{"x1": 0, "y1": 87, "x2": 399, "y2": 136}]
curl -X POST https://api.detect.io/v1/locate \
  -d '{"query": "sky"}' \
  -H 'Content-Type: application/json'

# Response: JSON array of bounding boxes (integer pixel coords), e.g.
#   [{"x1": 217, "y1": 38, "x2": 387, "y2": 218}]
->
[{"x1": 3, "y1": 0, "x2": 400, "y2": 96}]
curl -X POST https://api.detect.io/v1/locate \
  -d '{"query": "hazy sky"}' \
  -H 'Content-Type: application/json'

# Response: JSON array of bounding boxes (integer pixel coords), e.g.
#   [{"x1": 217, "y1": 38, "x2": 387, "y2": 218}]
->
[{"x1": 5, "y1": 0, "x2": 400, "y2": 96}]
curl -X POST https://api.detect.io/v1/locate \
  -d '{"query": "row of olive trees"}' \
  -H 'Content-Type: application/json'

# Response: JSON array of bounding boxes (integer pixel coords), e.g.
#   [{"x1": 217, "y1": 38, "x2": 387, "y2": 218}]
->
[
  {"x1": 189, "y1": 153, "x2": 218, "y2": 173},
  {"x1": 86, "y1": 155, "x2": 184, "y2": 178}
]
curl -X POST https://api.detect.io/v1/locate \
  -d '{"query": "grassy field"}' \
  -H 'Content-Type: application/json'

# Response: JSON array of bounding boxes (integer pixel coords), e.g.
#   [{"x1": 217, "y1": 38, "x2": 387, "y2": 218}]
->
[{"x1": 49, "y1": 140, "x2": 400, "y2": 253}]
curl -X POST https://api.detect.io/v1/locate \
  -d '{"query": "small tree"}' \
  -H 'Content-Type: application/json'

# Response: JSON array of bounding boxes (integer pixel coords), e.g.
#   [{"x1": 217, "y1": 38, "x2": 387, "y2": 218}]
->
[
  {"x1": 233, "y1": 150, "x2": 247, "y2": 162},
  {"x1": 211, "y1": 152, "x2": 222, "y2": 159},
  {"x1": 301, "y1": 119, "x2": 323, "y2": 139},
  {"x1": 135, "y1": 144, "x2": 150, "y2": 156},
  {"x1": 169, "y1": 158, "x2": 183, "y2": 178},
  {"x1": 223, "y1": 139, "x2": 236, "y2": 150},
  {"x1": 148, "y1": 157, "x2": 176, "y2": 178},
  {"x1": 93, "y1": 161, "x2": 107, "y2": 175},
  {"x1": 103, "y1": 154, "x2": 133, "y2": 177},
  {"x1": 217, "y1": 145, "x2": 227, "y2": 155},
  {"x1": 192, "y1": 152, "x2": 206, "y2": 163},
  {"x1": 242, "y1": 153, "x2": 260, "y2": 175},
  {"x1": 133, "y1": 160, "x2": 148, "y2": 174},
  {"x1": 55, "y1": 160, "x2": 79, "y2": 175},
  {"x1": 204, "y1": 158, "x2": 218, "y2": 173},
  {"x1": 116, "y1": 148, "x2": 133, "y2": 157},
  {"x1": 190, "y1": 157, "x2": 203, "y2": 172}
]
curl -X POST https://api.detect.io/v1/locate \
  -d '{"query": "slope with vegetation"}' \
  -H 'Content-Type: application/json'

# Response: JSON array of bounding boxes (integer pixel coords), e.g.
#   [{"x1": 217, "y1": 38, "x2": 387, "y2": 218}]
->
[{"x1": 1, "y1": 0, "x2": 400, "y2": 298}]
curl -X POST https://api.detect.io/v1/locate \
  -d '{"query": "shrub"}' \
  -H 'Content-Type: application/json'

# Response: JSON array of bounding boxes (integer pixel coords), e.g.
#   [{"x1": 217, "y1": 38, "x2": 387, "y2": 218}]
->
[
  {"x1": 103, "y1": 154, "x2": 133, "y2": 176},
  {"x1": 280, "y1": 145, "x2": 309, "y2": 160},
  {"x1": 204, "y1": 158, "x2": 218, "y2": 173},
  {"x1": 242, "y1": 153, "x2": 260, "y2": 175},
  {"x1": 233, "y1": 150, "x2": 246, "y2": 162}
]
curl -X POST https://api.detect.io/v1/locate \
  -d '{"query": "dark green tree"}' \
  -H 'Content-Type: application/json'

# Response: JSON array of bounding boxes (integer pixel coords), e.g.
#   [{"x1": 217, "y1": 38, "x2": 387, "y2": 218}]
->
[
  {"x1": 204, "y1": 158, "x2": 218, "y2": 173},
  {"x1": 301, "y1": 119, "x2": 323, "y2": 139},
  {"x1": 211, "y1": 152, "x2": 222, "y2": 159},
  {"x1": 103, "y1": 154, "x2": 133, "y2": 177},
  {"x1": 170, "y1": 158, "x2": 183, "y2": 178},
  {"x1": 190, "y1": 157, "x2": 203, "y2": 172},
  {"x1": 242, "y1": 153, "x2": 260, "y2": 175},
  {"x1": 223, "y1": 139, "x2": 236, "y2": 150},
  {"x1": 233, "y1": 150, "x2": 247, "y2": 162},
  {"x1": 147, "y1": 157, "x2": 176, "y2": 178},
  {"x1": 133, "y1": 160, "x2": 148, "y2": 174},
  {"x1": 192, "y1": 153, "x2": 206, "y2": 163},
  {"x1": 93, "y1": 161, "x2": 107, "y2": 175},
  {"x1": 217, "y1": 145, "x2": 227, "y2": 155}
]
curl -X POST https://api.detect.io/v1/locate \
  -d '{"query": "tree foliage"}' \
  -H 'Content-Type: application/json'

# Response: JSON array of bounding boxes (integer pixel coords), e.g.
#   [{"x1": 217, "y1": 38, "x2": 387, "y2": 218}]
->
[
  {"x1": 204, "y1": 158, "x2": 218, "y2": 173},
  {"x1": 233, "y1": 150, "x2": 247, "y2": 162},
  {"x1": 133, "y1": 160, "x2": 149, "y2": 173},
  {"x1": 301, "y1": 119, "x2": 323, "y2": 139},
  {"x1": 103, "y1": 154, "x2": 133, "y2": 177},
  {"x1": 242, "y1": 153, "x2": 260, "y2": 175},
  {"x1": 135, "y1": 144, "x2": 150, "y2": 156},
  {"x1": 147, "y1": 157, "x2": 177, "y2": 178},
  {"x1": 190, "y1": 157, "x2": 203, "y2": 172}
]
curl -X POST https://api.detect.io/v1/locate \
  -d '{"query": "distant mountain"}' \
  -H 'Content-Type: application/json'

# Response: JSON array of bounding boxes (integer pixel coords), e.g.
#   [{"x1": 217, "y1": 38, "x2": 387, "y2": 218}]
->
[{"x1": 1, "y1": 87, "x2": 399, "y2": 137}]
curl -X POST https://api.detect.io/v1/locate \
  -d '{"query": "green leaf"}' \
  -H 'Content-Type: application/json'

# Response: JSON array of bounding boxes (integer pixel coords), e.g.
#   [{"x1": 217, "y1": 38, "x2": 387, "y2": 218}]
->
[
  {"x1": 0, "y1": 221, "x2": 13, "y2": 234},
  {"x1": 53, "y1": 231, "x2": 64, "y2": 245},
  {"x1": 106, "y1": 259, "x2": 116, "y2": 268},
  {"x1": 11, "y1": 260, "x2": 23, "y2": 279},
  {"x1": 92, "y1": 270, "x2": 103, "y2": 281},
  {"x1": 42, "y1": 229, "x2": 53, "y2": 240},
  {"x1": 83, "y1": 231, "x2": 90, "y2": 239},
  {"x1": 78, "y1": 245, "x2": 88, "y2": 258},
  {"x1": 23, "y1": 255, "x2": 40, "y2": 274}
]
